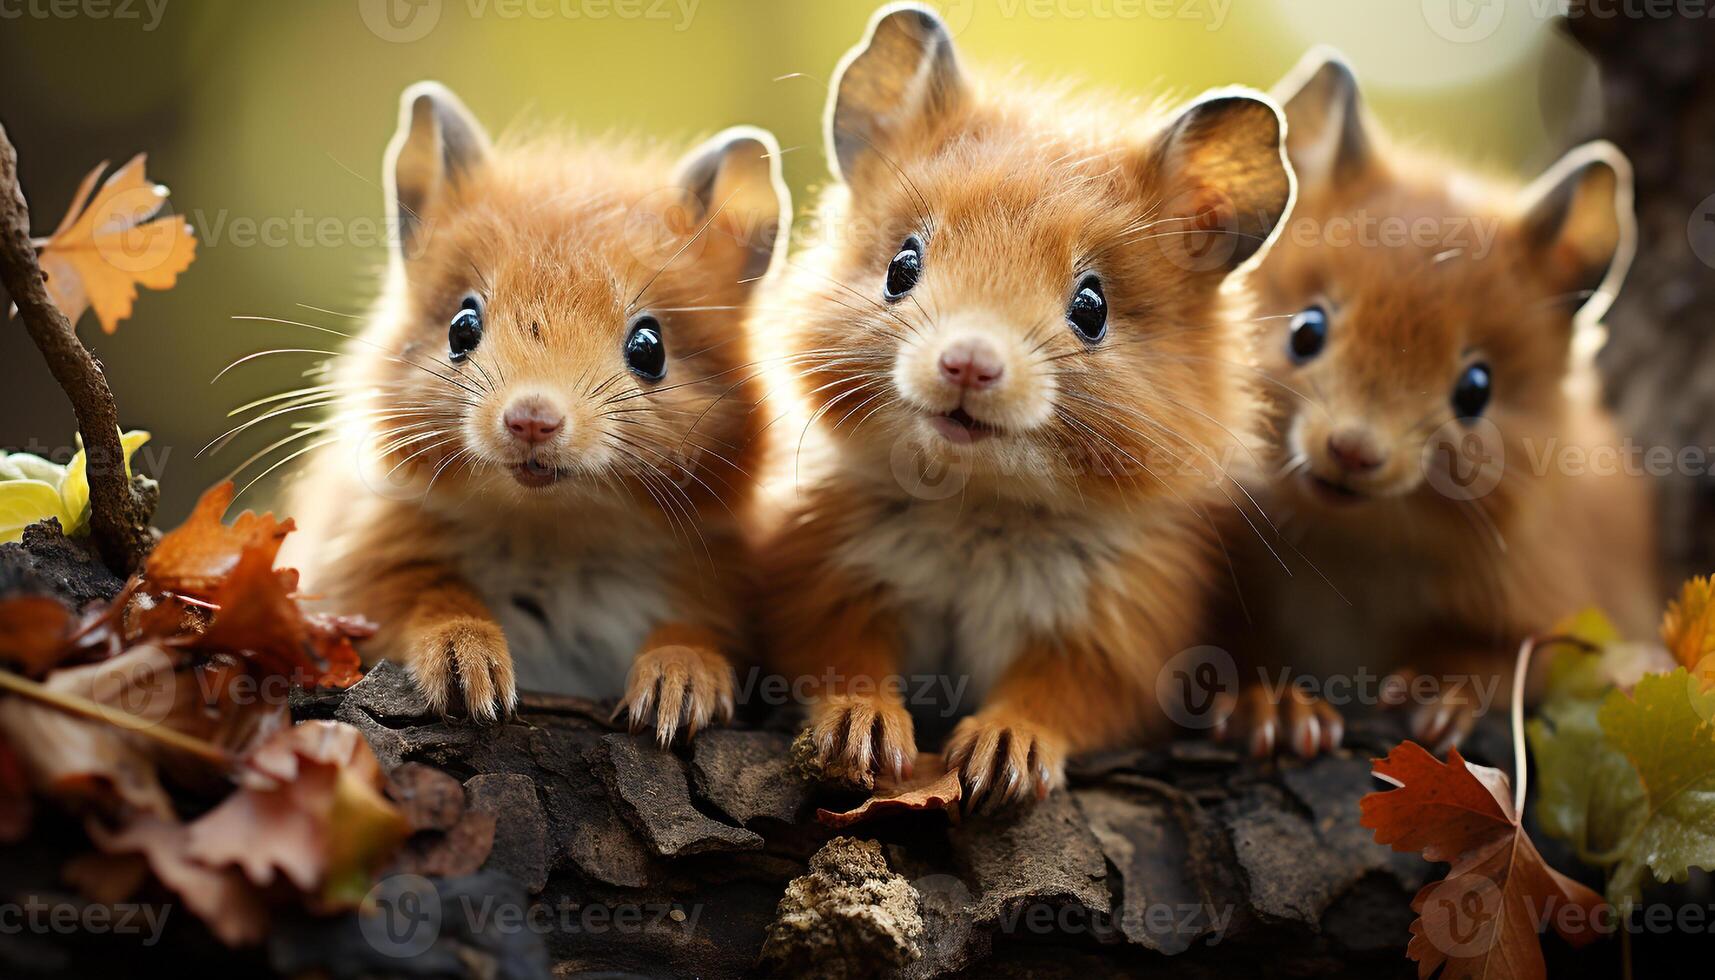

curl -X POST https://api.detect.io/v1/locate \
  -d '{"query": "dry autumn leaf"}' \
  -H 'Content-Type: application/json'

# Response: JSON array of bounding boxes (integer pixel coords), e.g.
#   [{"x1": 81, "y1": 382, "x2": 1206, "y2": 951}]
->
[
  {"x1": 1360, "y1": 742, "x2": 1605, "y2": 980},
  {"x1": 33, "y1": 154, "x2": 197, "y2": 335},
  {"x1": 817, "y1": 753, "x2": 962, "y2": 828},
  {"x1": 1662, "y1": 575, "x2": 1715, "y2": 687},
  {"x1": 144, "y1": 481, "x2": 293, "y2": 599}
]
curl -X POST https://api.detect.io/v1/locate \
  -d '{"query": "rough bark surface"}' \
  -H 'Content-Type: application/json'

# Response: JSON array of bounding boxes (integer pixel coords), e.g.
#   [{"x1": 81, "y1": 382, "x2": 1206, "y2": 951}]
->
[{"x1": 1568, "y1": 12, "x2": 1715, "y2": 582}]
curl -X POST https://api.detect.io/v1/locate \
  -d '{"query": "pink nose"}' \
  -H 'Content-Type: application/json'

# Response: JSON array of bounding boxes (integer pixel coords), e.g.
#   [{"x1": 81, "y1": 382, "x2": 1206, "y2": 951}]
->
[
  {"x1": 937, "y1": 338, "x2": 1005, "y2": 390},
  {"x1": 504, "y1": 401, "x2": 564, "y2": 445},
  {"x1": 1327, "y1": 430, "x2": 1384, "y2": 473}
]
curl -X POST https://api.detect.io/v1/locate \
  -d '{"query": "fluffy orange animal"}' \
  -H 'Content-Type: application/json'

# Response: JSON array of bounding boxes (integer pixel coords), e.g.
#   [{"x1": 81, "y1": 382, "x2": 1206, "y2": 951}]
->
[
  {"x1": 280, "y1": 83, "x2": 787, "y2": 738},
  {"x1": 755, "y1": 4, "x2": 1294, "y2": 807},
  {"x1": 1215, "y1": 51, "x2": 1659, "y2": 756}
]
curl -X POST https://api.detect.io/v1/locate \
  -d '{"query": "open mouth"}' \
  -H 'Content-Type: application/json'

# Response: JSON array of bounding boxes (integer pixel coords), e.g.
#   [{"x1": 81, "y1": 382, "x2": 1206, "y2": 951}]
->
[
  {"x1": 511, "y1": 456, "x2": 563, "y2": 488},
  {"x1": 927, "y1": 407, "x2": 999, "y2": 445}
]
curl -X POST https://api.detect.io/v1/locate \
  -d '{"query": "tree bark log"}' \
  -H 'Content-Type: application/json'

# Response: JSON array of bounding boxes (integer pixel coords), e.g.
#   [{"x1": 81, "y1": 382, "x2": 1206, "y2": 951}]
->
[{"x1": 1566, "y1": 12, "x2": 1715, "y2": 583}]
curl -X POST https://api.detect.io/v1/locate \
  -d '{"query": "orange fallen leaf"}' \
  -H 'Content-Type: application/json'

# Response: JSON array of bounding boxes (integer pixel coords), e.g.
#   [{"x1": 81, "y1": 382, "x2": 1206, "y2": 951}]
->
[
  {"x1": 0, "y1": 595, "x2": 75, "y2": 677},
  {"x1": 1360, "y1": 742, "x2": 1605, "y2": 980},
  {"x1": 190, "y1": 542, "x2": 367, "y2": 688},
  {"x1": 34, "y1": 154, "x2": 197, "y2": 335},
  {"x1": 144, "y1": 482, "x2": 293, "y2": 599},
  {"x1": 1662, "y1": 575, "x2": 1715, "y2": 687},
  {"x1": 817, "y1": 753, "x2": 961, "y2": 828}
]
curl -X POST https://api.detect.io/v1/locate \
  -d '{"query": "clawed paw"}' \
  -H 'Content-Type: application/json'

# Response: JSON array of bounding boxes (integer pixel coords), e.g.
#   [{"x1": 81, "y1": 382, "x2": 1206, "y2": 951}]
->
[
  {"x1": 944, "y1": 713, "x2": 1066, "y2": 812},
  {"x1": 409, "y1": 616, "x2": 517, "y2": 723},
  {"x1": 614, "y1": 645, "x2": 735, "y2": 747},
  {"x1": 1408, "y1": 690, "x2": 1479, "y2": 755},
  {"x1": 809, "y1": 694, "x2": 916, "y2": 787},
  {"x1": 1212, "y1": 684, "x2": 1343, "y2": 760}
]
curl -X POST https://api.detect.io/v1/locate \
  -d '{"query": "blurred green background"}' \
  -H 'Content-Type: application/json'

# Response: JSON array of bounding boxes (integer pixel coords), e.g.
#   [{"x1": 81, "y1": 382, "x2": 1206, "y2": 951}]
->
[{"x1": 0, "y1": 0, "x2": 1595, "y2": 526}]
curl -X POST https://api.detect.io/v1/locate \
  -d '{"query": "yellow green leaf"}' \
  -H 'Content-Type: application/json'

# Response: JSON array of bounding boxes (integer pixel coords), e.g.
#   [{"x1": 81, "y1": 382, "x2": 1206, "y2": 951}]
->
[
  {"x1": 58, "y1": 430, "x2": 150, "y2": 537},
  {"x1": 0, "y1": 480, "x2": 74, "y2": 543},
  {"x1": 1597, "y1": 668, "x2": 1715, "y2": 904},
  {"x1": 1528, "y1": 695, "x2": 1646, "y2": 868},
  {"x1": 320, "y1": 767, "x2": 409, "y2": 908}
]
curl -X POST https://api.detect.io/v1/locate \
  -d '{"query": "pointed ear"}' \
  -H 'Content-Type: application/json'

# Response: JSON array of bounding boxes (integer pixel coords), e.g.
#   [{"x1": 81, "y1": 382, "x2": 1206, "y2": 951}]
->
[
  {"x1": 385, "y1": 82, "x2": 491, "y2": 259},
  {"x1": 1146, "y1": 90, "x2": 1294, "y2": 274},
  {"x1": 1517, "y1": 141, "x2": 1633, "y2": 315},
  {"x1": 674, "y1": 126, "x2": 790, "y2": 285},
  {"x1": 1271, "y1": 48, "x2": 1371, "y2": 187},
  {"x1": 826, "y1": 3, "x2": 965, "y2": 184}
]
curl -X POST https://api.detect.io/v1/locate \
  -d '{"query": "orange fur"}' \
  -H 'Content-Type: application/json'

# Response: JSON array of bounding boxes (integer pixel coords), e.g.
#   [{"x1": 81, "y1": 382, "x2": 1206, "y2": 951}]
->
[
  {"x1": 755, "y1": 5, "x2": 1292, "y2": 806},
  {"x1": 1218, "y1": 53, "x2": 1659, "y2": 751},
  {"x1": 281, "y1": 84, "x2": 785, "y2": 735}
]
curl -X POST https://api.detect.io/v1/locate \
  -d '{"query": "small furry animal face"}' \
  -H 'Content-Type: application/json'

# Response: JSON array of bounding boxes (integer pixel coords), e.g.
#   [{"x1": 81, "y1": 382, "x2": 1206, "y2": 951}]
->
[
  {"x1": 363, "y1": 85, "x2": 784, "y2": 512},
  {"x1": 1250, "y1": 54, "x2": 1630, "y2": 518},
  {"x1": 783, "y1": 5, "x2": 1292, "y2": 505}
]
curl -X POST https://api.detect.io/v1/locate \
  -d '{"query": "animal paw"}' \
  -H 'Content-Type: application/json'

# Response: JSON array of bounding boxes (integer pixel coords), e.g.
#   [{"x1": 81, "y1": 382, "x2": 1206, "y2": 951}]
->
[
  {"x1": 808, "y1": 693, "x2": 916, "y2": 787},
  {"x1": 1379, "y1": 668, "x2": 1485, "y2": 755},
  {"x1": 408, "y1": 615, "x2": 516, "y2": 723},
  {"x1": 944, "y1": 711, "x2": 1067, "y2": 811},
  {"x1": 1212, "y1": 684, "x2": 1344, "y2": 760},
  {"x1": 615, "y1": 645, "x2": 736, "y2": 747}
]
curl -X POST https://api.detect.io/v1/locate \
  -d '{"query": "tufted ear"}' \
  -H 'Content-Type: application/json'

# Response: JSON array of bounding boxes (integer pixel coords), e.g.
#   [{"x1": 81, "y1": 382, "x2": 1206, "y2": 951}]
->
[
  {"x1": 385, "y1": 81, "x2": 491, "y2": 259},
  {"x1": 1517, "y1": 141, "x2": 1634, "y2": 317},
  {"x1": 1271, "y1": 48, "x2": 1371, "y2": 188},
  {"x1": 1146, "y1": 90, "x2": 1294, "y2": 274},
  {"x1": 673, "y1": 126, "x2": 791, "y2": 285},
  {"x1": 825, "y1": 3, "x2": 966, "y2": 184}
]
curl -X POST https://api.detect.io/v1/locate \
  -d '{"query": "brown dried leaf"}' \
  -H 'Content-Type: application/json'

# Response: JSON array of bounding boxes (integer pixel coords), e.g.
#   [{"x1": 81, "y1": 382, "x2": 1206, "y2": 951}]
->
[
  {"x1": 817, "y1": 753, "x2": 961, "y2": 828},
  {"x1": 1360, "y1": 742, "x2": 1605, "y2": 980},
  {"x1": 143, "y1": 482, "x2": 292, "y2": 600}
]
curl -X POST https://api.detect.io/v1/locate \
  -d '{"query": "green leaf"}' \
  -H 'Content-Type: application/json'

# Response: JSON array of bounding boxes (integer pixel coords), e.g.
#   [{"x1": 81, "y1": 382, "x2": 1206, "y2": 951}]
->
[
  {"x1": 0, "y1": 480, "x2": 74, "y2": 543},
  {"x1": 1597, "y1": 669, "x2": 1715, "y2": 904},
  {"x1": 1528, "y1": 694, "x2": 1645, "y2": 868}
]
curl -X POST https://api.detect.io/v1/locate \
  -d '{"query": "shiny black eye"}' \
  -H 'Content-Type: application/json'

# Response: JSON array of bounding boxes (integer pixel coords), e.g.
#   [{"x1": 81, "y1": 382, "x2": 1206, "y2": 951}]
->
[
  {"x1": 883, "y1": 236, "x2": 923, "y2": 301},
  {"x1": 1452, "y1": 362, "x2": 1492, "y2": 419},
  {"x1": 449, "y1": 294, "x2": 483, "y2": 362},
  {"x1": 1067, "y1": 275, "x2": 1107, "y2": 342},
  {"x1": 1288, "y1": 305, "x2": 1328, "y2": 363},
  {"x1": 625, "y1": 315, "x2": 666, "y2": 381}
]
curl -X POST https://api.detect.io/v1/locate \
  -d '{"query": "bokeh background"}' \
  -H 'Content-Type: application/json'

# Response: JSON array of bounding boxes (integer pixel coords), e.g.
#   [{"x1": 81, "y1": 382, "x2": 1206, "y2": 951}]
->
[{"x1": 0, "y1": 0, "x2": 1599, "y2": 525}]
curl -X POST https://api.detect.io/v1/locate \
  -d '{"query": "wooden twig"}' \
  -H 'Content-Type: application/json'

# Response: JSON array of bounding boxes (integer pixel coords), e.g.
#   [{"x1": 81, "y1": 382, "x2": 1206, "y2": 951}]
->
[{"x1": 0, "y1": 122, "x2": 152, "y2": 574}]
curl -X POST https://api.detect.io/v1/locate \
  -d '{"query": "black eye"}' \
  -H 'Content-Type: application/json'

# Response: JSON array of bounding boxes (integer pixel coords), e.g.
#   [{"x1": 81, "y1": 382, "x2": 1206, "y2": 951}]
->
[
  {"x1": 1288, "y1": 305, "x2": 1328, "y2": 363},
  {"x1": 1067, "y1": 275, "x2": 1107, "y2": 342},
  {"x1": 625, "y1": 316, "x2": 666, "y2": 381},
  {"x1": 883, "y1": 237, "x2": 923, "y2": 301},
  {"x1": 1452, "y1": 362, "x2": 1492, "y2": 419},
  {"x1": 449, "y1": 294, "x2": 483, "y2": 362}
]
